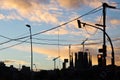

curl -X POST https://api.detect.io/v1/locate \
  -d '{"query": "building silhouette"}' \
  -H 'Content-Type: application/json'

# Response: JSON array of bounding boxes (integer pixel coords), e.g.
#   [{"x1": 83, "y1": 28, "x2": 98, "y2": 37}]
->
[{"x1": 74, "y1": 51, "x2": 91, "y2": 70}]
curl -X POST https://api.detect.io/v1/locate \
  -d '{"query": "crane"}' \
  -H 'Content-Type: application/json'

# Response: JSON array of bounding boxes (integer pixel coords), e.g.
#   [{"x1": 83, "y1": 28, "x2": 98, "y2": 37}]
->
[{"x1": 53, "y1": 56, "x2": 60, "y2": 70}]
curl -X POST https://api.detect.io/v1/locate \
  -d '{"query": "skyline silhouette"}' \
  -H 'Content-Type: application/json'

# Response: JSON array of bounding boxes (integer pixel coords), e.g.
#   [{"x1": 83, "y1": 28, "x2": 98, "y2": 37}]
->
[{"x1": 0, "y1": 0, "x2": 120, "y2": 70}]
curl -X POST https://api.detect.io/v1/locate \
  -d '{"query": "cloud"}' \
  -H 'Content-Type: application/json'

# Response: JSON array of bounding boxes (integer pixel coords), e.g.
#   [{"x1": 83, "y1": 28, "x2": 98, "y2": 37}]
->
[
  {"x1": 12, "y1": 42, "x2": 120, "y2": 66},
  {"x1": 0, "y1": 13, "x2": 22, "y2": 20},
  {"x1": 0, "y1": 0, "x2": 59, "y2": 23},
  {"x1": 13, "y1": 45, "x2": 69, "y2": 60},
  {"x1": 0, "y1": 0, "x2": 114, "y2": 24},
  {"x1": 45, "y1": 26, "x2": 69, "y2": 35},
  {"x1": 57, "y1": 0, "x2": 107, "y2": 9},
  {"x1": 0, "y1": 14, "x2": 5, "y2": 20},
  {"x1": 44, "y1": 17, "x2": 98, "y2": 37},
  {"x1": 3, "y1": 59, "x2": 28, "y2": 65},
  {"x1": 87, "y1": 0, "x2": 102, "y2": 8},
  {"x1": 38, "y1": 46, "x2": 69, "y2": 60},
  {"x1": 57, "y1": 0, "x2": 83, "y2": 9},
  {"x1": 110, "y1": 19, "x2": 120, "y2": 25}
]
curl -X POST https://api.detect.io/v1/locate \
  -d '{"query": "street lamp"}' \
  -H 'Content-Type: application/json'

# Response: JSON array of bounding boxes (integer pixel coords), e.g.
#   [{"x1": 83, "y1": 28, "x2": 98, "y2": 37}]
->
[
  {"x1": 26, "y1": 24, "x2": 33, "y2": 71},
  {"x1": 77, "y1": 20, "x2": 115, "y2": 66}
]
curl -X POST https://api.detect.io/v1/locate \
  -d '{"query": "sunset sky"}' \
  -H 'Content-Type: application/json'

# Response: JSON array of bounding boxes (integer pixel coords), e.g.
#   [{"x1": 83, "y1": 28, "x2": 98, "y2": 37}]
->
[{"x1": 0, "y1": 0, "x2": 120, "y2": 70}]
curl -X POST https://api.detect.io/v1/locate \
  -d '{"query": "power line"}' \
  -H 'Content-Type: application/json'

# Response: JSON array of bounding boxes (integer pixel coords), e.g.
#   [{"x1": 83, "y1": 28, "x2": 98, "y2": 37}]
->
[
  {"x1": 0, "y1": 35, "x2": 11, "y2": 39},
  {"x1": 0, "y1": 37, "x2": 120, "y2": 51},
  {"x1": 0, "y1": 36, "x2": 28, "y2": 46},
  {"x1": 33, "y1": 37, "x2": 85, "y2": 42},
  {"x1": 31, "y1": 6, "x2": 102, "y2": 36},
  {"x1": 84, "y1": 26, "x2": 98, "y2": 35},
  {"x1": 0, "y1": 35, "x2": 103, "y2": 46},
  {"x1": 0, "y1": 39, "x2": 28, "y2": 51},
  {"x1": 0, "y1": 34, "x2": 120, "y2": 46},
  {"x1": 3, "y1": 6, "x2": 102, "y2": 40},
  {"x1": 0, "y1": 33, "x2": 102, "y2": 46},
  {"x1": 0, "y1": 6, "x2": 102, "y2": 46},
  {"x1": 84, "y1": 13, "x2": 103, "y2": 36},
  {"x1": 0, "y1": 33, "x2": 119, "y2": 46},
  {"x1": 0, "y1": 6, "x2": 103, "y2": 50}
]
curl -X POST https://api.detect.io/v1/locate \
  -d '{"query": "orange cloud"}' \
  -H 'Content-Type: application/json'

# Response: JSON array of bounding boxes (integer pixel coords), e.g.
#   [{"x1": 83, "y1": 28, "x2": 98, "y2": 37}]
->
[
  {"x1": 110, "y1": 19, "x2": 120, "y2": 25},
  {"x1": 57, "y1": 0, "x2": 83, "y2": 9},
  {"x1": 0, "y1": 0, "x2": 59, "y2": 23},
  {"x1": 0, "y1": 14, "x2": 5, "y2": 20},
  {"x1": 57, "y1": 0, "x2": 107, "y2": 9},
  {"x1": 3, "y1": 59, "x2": 28, "y2": 65},
  {"x1": 13, "y1": 45, "x2": 69, "y2": 60},
  {"x1": 45, "y1": 26, "x2": 69, "y2": 35},
  {"x1": 12, "y1": 42, "x2": 120, "y2": 66}
]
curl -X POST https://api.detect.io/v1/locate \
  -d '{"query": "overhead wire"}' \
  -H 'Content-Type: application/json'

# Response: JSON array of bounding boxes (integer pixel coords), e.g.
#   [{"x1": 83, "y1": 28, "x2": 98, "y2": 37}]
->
[
  {"x1": 0, "y1": 34, "x2": 102, "y2": 45},
  {"x1": 0, "y1": 36, "x2": 120, "y2": 51},
  {"x1": 32, "y1": 37, "x2": 101, "y2": 42},
  {"x1": 84, "y1": 14, "x2": 102, "y2": 36},
  {"x1": 29, "y1": 37, "x2": 120, "y2": 45},
  {"x1": 1, "y1": 5, "x2": 102, "y2": 42},
  {"x1": 1, "y1": 33, "x2": 119, "y2": 45},
  {"x1": 0, "y1": 39, "x2": 29, "y2": 51},
  {"x1": 0, "y1": 35, "x2": 16, "y2": 45},
  {"x1": 0, "y1": 6, "x2": 102, "y2": 50},
  {"x1": 84, "y1": 7, "x2": 103, "y2": 36},
  {"x1": 0, "y1": 35, "x2": 11, "y2": 39},
  {"x1": 0, "y1": 34, "x2": 29, "y2": 45},
  {"x1": 31, "y1": 6, "x2": 102, "y2": 36},
  {"x1": 0, "y1": 4, "x2": 119, "y2": 51},
  {"x1": 1, "y1": 4, "x2": 120, "y2": 48}
]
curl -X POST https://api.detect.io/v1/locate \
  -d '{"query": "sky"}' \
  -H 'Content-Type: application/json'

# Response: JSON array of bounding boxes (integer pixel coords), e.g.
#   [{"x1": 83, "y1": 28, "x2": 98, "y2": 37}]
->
[{"x1": 0, "y1": 0, "x2": 120, "y2": 70}]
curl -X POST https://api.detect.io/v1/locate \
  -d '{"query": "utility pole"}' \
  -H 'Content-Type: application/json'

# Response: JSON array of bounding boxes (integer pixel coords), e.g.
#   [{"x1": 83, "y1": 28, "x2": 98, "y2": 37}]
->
[
  {"x1": 102, "y1": 3, "x2": 116, "y2": 66},
  {"x1": 102, "y1": 3, "x2": 107, "y2": 66}
]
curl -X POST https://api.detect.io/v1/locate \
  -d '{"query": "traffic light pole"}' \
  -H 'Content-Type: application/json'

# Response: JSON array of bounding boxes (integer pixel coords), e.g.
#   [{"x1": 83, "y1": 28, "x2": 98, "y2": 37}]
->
[
  {"x1": 78, "y1": 20, "x2": 115, "y2": 66},
  {"x1": 102, "y1": 3, "x2": 116, "y2": 66},
  {"x1": 102, "y1": 3, "x2": 107, "y2": 66},
  {"x1": 77, "y1": 3, "x2": 116, "y2": 66}
]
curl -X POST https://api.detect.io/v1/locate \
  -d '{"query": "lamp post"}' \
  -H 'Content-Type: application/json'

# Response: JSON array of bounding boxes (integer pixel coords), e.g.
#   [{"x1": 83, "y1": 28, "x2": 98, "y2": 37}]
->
[
  {"x1": 77, "y1": 20, "x2": 115, "y2": 66},
  {"x1": 26, "y1": 24, "x2": 33, "y2": 71}
]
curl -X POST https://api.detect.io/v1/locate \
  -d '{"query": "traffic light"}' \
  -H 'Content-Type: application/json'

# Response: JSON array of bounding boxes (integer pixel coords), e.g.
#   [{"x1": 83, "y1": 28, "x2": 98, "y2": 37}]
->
[
  {"x1": 97, "y1": 54, "x2": 103, "y2": 66},
  {"x1": 77, "y1": 20, "x2": 82, "y2": 28}
]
